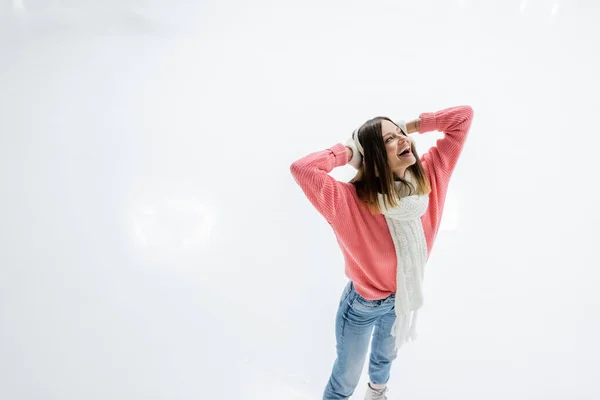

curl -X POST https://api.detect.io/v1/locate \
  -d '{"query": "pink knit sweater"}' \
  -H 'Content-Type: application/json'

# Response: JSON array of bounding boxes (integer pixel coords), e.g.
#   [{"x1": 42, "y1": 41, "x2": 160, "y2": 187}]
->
[{"x1": 290, "y1": 106, "x2": 474, "y2": 300}]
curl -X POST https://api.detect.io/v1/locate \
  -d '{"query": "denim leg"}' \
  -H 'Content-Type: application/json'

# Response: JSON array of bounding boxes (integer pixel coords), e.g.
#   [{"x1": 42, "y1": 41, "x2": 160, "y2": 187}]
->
[
  {"x1": 323, "y1": 282, "x2": 385, "y2": 400},
  {"x1": 368, "y1": 304, "x2": 398, "y2": 385}
]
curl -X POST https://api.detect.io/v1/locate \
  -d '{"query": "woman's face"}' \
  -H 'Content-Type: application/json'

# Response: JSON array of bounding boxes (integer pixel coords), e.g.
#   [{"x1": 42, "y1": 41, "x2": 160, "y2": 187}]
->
[{"x1": 380, "y1": 119, "x2": 416, "y2": 176}]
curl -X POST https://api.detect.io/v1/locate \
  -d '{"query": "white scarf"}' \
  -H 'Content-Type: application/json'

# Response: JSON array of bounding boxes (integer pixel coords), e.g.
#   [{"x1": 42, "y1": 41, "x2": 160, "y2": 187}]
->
[
  {"x1": 348, "y1": 120, "x2": 429, "y2": 350},
  {"x1": 378, "y1": 171, "x2": 429, "y2": 350}
]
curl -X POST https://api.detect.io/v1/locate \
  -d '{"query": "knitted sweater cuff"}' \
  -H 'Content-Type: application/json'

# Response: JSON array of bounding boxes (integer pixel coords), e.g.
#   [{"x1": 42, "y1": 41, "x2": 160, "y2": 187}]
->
[
  {"x1": 329, "y1": 143, "x2": 350, "y2": 168},
  {"x1": 418, "y1": 112, "x2": 437, "y2": 134}
]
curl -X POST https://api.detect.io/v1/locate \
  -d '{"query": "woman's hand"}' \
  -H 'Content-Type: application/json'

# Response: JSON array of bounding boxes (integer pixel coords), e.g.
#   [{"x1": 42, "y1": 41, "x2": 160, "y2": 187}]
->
[
  {"x1": 406, "y1": 119, "x2": 421, "y2": 134},
  {"x1": 346, "y1": 146, "x2": 353, "y2": 162},
  {"x1": 345, "y1": 138, "x2": 362, "y2": 169}
]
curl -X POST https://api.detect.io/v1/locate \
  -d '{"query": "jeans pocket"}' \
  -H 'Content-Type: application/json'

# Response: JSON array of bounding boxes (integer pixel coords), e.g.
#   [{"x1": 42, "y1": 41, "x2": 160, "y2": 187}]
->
[{"x1": 351, "y1": 293, "x2": 382, "y2": 313}]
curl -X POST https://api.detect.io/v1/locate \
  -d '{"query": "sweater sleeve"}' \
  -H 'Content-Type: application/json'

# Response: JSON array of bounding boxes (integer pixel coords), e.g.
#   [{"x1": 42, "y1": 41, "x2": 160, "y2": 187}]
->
[
  {"x1": 417, "y1": 106, "x2": 474, "y2": 243},
  {"x1": 290, "y1": 143, "x2": 350, "y2": 223},
  {"x1": 418, "y1": 105, "x2": 474, "y2": 182}
]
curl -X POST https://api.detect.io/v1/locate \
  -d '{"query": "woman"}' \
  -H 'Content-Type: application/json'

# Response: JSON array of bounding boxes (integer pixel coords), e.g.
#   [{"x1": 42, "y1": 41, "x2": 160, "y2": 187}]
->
[{"x1": 290, "y1": 105, "x2": 474, "y2": 400}]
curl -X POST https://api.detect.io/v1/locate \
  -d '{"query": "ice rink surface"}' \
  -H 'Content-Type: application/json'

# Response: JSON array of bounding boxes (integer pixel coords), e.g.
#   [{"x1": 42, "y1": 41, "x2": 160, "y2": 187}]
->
[{"x1": 1, "y1": 1, "x2": 599, "y2": 399}]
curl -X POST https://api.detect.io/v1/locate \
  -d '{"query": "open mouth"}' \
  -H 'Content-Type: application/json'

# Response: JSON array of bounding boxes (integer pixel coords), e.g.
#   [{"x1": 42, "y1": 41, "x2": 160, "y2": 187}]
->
[{"x1": 398, "y1": 147, "x2": 411, "y2": 157}]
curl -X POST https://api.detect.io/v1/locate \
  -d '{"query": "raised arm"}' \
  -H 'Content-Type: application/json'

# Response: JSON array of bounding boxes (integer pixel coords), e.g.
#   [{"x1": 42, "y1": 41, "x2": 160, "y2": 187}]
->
[
  {"x1": 405, "y1": 106, "x2": 473, "y2": 240},
  {"x1": 414, "y1": 105, "x2": 474, "y2": 180},
  {"x1": 290, "y1": 143, "x2": 352, "y2": 223}
]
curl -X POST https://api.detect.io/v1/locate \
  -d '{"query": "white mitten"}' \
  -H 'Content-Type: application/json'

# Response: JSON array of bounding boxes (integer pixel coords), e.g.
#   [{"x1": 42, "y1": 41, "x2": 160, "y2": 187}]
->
[{"x1": 345, "y1": 134, "x2": 362, "y2": 170}]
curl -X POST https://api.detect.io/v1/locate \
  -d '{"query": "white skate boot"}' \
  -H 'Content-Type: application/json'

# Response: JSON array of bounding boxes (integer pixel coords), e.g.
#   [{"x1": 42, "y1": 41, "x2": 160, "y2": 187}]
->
[{"x1": 365, "y1": 383, "x2": 388, "y2": 400}]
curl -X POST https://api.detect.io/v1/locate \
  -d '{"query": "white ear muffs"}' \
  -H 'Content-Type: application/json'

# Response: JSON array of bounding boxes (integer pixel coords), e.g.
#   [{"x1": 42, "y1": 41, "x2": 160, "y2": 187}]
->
[
  {"x1": 352, "y1": 127, "x2": 365, "y2": 156},
  {"x1": 345, "y1": 133, "x2": 363, "y2": 170},
  {"x1": 395, "y1": 119, "x2": 408, "y2": 136}
]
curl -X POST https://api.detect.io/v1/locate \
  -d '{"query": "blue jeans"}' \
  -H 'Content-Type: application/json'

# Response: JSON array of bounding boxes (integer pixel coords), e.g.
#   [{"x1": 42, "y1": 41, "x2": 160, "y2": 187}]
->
[{"x1": 323, "y1": 281, "x2": 398, "y2": 400}]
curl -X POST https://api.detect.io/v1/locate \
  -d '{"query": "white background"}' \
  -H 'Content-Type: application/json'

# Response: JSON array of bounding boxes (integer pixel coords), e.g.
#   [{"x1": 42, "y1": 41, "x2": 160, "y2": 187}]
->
[{"x1": 1, "y1": 1, "x2": 599, "y2": 399}]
